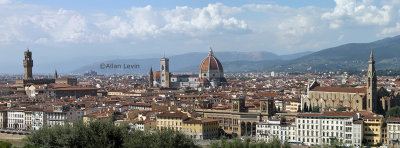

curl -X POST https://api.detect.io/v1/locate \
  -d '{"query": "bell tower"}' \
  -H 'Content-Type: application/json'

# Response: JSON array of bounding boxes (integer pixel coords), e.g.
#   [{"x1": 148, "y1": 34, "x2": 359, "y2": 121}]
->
[
  {"x1": 367, "y1": 49, "x2": 377, "y2": 112},
  {"x1": 232, "y1": 97, "x2": 245, "y2": 112},
  {"x1": 149, "y1": 67, "x2": 154, "y2": 87},
  {"x1": 160, "y1": 57, "x2": 170, "y2": 88},
  {"x1": 23, "y1": 49, "x2": 33, "y2": 80},
  {"x1": 260, "y1": 98, "x2": 274, "y2": 114}
]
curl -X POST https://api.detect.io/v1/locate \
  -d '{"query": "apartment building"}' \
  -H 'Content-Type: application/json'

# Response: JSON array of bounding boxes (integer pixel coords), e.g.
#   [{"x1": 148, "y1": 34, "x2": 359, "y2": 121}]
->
[
  {"x1": 363, "y1": 114, "x2": 384, "y2": 145},
  {"x1": 256, "y1": 118, "x2": 296, "y2": 143},
  {"x1": 156, "y1": 111, "x2": 187, "y2": 131},
  {"x1": 296, "y1": 112, "x2": 361, "y2": 146},
  {"x1": 387, "y1": 117, "x2": 400, "y2": 148},
  {"x1": 182, "y1": 118, "x2": 219, "y2": 140}
]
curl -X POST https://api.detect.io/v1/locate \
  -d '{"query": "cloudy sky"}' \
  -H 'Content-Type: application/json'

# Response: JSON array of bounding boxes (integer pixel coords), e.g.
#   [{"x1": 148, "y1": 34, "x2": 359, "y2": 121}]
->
[{"x1": 1, "y1": 0, "x2": 400, "y2": 74}]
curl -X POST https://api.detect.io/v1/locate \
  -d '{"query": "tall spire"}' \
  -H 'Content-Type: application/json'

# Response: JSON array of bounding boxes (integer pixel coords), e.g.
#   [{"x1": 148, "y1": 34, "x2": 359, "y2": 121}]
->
[
  {"x1": 369, "y1": 49, "x2": 375, "y2": 64},
  {"x1": 149, "y1": 66, "x2": 153, "y2": 74},
  {"x1": 54, "y1": 69, "x2": 58, "y2": 79},
  {"x1": 370, "y1": 48, "x2": 374, "y2": 59},
  {"x1": 367, "y1": 48, "x2": 377, "y2": 113},
  {"x1": 208, "y1": 46, "x2": 214, "y2": 56}
]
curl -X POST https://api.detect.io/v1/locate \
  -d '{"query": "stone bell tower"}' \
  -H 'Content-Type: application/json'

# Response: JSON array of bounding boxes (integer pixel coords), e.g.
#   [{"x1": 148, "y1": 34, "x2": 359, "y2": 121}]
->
[
  {"x1": 367, "y1": 49, "x2": 377, "y2": 113},
  {"x1": 23, "y1": 49, "x2": 33, "y2": 80}
]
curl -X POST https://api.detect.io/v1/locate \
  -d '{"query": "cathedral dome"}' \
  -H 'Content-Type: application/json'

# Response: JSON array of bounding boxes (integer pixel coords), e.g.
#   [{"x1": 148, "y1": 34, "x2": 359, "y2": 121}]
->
[{"x1": 199, "y1": 48, "x2": 223, "y2": 72}]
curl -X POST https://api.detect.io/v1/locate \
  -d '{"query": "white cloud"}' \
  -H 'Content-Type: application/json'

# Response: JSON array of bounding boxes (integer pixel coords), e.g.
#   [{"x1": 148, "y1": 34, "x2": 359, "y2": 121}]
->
[
  {"x1": 0, "y1": 0, "x2": 10, "y2": 5},
  {"x1": 97, "y1": 3, "x2": 248, "y2": 40},
  {"x1": 276, "y1": 15, "x2": 316, "y2": 45},
  {"x1": 30, "y1": 9, "x2": 87, "y2": 43},
  {"x1": 378, "y1": 23, "x2": 400, "y2": 36},
  {"x1": 322, "y1": 0, "x2": 392, "y2": 28}
]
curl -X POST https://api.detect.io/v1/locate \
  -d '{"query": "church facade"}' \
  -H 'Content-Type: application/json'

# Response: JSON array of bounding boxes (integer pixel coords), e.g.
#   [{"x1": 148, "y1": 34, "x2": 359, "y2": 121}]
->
[
  {"x1": 303, "y1": 50, "x2": 400, "y2": 114},
  {"x1": 150, "y1": 48, "x2": 227, "y2": 88}
]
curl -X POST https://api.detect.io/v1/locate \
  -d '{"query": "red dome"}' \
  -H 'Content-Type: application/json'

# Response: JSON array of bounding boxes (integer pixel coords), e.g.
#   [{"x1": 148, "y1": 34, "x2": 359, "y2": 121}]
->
[{"x1": 199, "y1": 49, "x2": 223, "y2": 72}]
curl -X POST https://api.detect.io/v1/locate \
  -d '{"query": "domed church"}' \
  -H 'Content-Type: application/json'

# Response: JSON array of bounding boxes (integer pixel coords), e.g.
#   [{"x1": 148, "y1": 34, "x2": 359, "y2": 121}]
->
[
  {"x1": 149, "y1": 47, "x2": 226, "y2": 88},
  {"x1": 198, "y1": 48, "x2": 227, "y2": 87}
]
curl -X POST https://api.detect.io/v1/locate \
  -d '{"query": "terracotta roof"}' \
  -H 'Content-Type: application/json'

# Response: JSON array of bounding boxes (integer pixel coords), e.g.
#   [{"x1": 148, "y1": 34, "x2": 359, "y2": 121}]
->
[
  {"x1": 156, "y1": 111, "x2": 186, "y2": 118},
  {"x1": 387, "y1": 117, "x2": 400, "y2": 123},
  {"x1": 199, "y1": 53, "x2": 223, "y2": 72},
  {"x1": 255, "y1": 92, "x2": 279, "y2": 97},
  {"x1": 153, "y1": 71, "x2": 160, "y2": 79},
  {"x1": 297, "y1": 112, "x2": 356, "y2": 117},
  {"x1": 183, "y1": 118, "x2": 218, "y2": 124},
  {"x1": 311, "y1": 86, "x2": 366, "y2": 93}
]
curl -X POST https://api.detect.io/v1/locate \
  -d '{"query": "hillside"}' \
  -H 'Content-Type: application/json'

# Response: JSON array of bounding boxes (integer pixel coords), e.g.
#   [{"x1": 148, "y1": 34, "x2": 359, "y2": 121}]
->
[{"x1": 271, "y1": 35, "x2": 400, "y2": 72}]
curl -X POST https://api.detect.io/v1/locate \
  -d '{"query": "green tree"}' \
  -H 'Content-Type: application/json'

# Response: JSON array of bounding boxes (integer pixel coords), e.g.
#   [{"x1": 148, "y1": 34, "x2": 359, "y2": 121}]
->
[
  {"x1": 297, "y1": 105, "x2": 301, "y2": 112},
  {"x1": 312, "y1": 106, "x2": 320, "y2": 113},
  {"x1": 386, "y1": 106, "x2": 400, "y2": 118},
  {"x1": 0, "y1": 141, "x2": 12, "y2": 148},
  {"x1": 211, "y1": 138, "x2": 289, "y2": 148},
  {"x1": 26, "y1": 120, "x2": 126, "y2": 148},
  {"x1": 26, "y1": 120, "x2": 198, "y2": 148},
  {"x1": 304, "y1": 103, "x2": 308, "y2": 112}
]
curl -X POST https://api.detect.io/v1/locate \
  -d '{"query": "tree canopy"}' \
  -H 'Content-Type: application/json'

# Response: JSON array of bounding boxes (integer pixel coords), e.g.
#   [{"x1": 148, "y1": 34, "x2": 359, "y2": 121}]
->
[
  {"x1": 210, "y1": 137, "x2": 289, "y2": 148},
  {"x1": 25, "y1": 120, "x2": 198, "y2": 148},
  {"x1": 386, "y1": 106, "x2": 400, "y2": 118}
]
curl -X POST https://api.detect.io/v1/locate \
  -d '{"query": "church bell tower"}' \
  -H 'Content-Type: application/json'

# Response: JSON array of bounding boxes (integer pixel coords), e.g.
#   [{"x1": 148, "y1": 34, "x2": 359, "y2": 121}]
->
[
  {"x1": 367, "y1": 49, "x2": 377, "y2": 112},
  {"x1": 160, "y1": 57, "x2": 170, "y2": 88},
  {"x1": 23, "y1": 49, "x2": 33, "y2": 80}
]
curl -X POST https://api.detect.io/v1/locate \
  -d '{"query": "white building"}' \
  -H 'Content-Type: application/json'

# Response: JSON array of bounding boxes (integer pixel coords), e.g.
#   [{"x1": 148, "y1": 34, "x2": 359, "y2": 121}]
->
[
  {"x1": 134, "y1": 121, "x2": 145, "y2": 131},
  {"x1": 352, "y1": 120, "x2": 363, "y2": 148},
  {"x1": 24, "y1": 111, "x2": 32, "y2": 130},
  {"x1": 387, "y1": 117, "x2": 400, "y2": 148},
  {"x1": 46, "y1": 111, "x2": 67, "y2": 127},
  {"x1": 31, "y1": 109, "x2": 46, "y2": 130},
  {"x1": 256, "y1": 118, "x2": 296, "y2": 143},
  {"x1": 296, "y1": 112, "x2": 361, "y2": 146},
  {"x1": 7, "y1": 109, "x2": 25, "y2": 130}
]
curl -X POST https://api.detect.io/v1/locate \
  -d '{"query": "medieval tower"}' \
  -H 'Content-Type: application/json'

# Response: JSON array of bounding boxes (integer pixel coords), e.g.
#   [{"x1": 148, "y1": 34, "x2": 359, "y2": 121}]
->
[
  {"x1": 149, "y1": 67, "x2": 153, "y2": 87},
  {"x1": 23, "y1": 49, "x2": 33, "y2": 80}
]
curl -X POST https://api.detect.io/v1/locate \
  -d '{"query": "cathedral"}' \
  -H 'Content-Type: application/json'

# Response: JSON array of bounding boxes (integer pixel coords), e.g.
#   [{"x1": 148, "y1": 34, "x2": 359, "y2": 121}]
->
[
  {"x1": 303, "y1": 50, "x2": 400, "y2": 115},
  {"x1": 149, "y1": 48, "x2": 227, "y2": 88}
]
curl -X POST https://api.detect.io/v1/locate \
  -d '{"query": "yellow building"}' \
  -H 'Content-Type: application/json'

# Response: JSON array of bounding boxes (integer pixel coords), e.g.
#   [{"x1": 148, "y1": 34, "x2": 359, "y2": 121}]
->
[
  {"x1": 156, "y1": 111, "x2": 187, "y2": 131},
  {"x1": 363, "y1": 113, "x2": 384, "y2": 145},
  {"x1": 286, "y1": 101, "x2": 300, "y2": 113},
  {"x1": 83, "y1": 112, "x2": 110, "y2": 124},
  {"x1": 182, "y1": 118, "x2": 219, "y2": 140},
  {"x1": 0, "y1": 110, "x2": 6, "y2": 128}
]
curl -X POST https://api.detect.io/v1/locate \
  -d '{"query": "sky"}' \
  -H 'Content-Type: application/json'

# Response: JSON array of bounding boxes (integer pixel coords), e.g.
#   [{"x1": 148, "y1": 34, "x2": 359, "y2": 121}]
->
[{"x1": 1, "y1": 0, "x2": 400, "y2": 74}]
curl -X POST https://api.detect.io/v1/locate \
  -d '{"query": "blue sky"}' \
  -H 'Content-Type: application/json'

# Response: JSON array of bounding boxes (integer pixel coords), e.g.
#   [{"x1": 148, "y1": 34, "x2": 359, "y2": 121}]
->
[{"x1": 1, "y1": 0, "x2": 400, "y2": 74}]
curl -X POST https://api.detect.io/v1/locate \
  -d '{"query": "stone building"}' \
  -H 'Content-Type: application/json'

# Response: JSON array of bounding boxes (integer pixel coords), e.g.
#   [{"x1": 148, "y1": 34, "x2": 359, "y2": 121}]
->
[
  {"x1": 150, "y1": 48, "x2": 227, "y2": 88},
  {"x1": 387, "y1": 117, "x2": 400, "y2": 148},
  {"x1": 195, "y1": 97, "x2": 275, "y2": 137},
  {"x1": 296, "y1": 112, "x2": 361, "y2": 146},
  {"x1": 303, "y1": 50, "x2": 400, "y2": 114}
]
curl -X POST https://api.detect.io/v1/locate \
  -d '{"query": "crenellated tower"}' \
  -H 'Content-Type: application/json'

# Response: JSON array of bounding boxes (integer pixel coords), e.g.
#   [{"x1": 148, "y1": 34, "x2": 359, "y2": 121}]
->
[
  {"x1": 149, "y1": 67, "x2": 153, "y2": 87},
  {"x1": 23, "y1": 49, "x2": 33, "y2": 80}
]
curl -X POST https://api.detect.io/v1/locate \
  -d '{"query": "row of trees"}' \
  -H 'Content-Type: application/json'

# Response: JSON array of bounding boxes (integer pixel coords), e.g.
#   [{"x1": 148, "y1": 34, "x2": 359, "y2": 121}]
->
[
  {"x1": 210, "y1": 138, "x2": 290, "y2": 148},
  {"x1": 302, "y1": 103, "x2": 320, "y2": 113},
  {"x1": 26, "y1": 119, "x2": 198, "y2": 148}
]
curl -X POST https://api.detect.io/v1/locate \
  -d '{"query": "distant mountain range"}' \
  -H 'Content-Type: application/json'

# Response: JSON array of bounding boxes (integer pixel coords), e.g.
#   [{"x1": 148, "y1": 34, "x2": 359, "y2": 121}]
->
[
  {"x1": 73, "y1": 35, "x2": 400, "y2": 74},
  {"x1": 72, "y1": 51, "x2": 312, "y2": 74},
  {"x1": 270, "y1": 35, "x2": 400, "y2": 72}
]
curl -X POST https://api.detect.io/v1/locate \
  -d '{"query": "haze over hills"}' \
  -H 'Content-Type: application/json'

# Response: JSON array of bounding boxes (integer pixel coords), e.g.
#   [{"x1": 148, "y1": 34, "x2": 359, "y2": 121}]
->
[
  {"x1": 72, "y1": 51, "x2": 312, "y2": 74},
  {"x1": 271, "y1": 35, "x2": 400, "y2": 72},
  {"x1": 72, "y1": 35, "x2": 400, "y2": 74}
]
